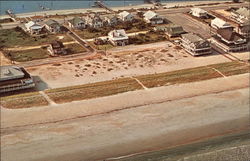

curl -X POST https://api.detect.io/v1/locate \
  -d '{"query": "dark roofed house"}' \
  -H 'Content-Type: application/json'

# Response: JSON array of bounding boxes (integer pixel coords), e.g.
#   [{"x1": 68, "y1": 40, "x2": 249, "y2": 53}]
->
[
  {"x1": 236, "y1": 21, "x2": 250, "y2": 38},
  {"x1": 47, "y1": 40, "x2": 67, "y2": 56},
  {"x1": 212, "y1": 28, "x2": 248, "y2": 52},
  {"x1": 166, "y1": 24, "x2": 186, "y2": 37},
  {"x1": 181, "y1": 33, "x2": 211, "y2": 56},
  {"x1": 0, "y1": 66, "x2": 35, "y2": 93},
  {"x1": 44, "y1": 19, "x2": 61, "y2": 33},
  {"x1": 154, "y1": 24, "x2": 185, "y2": 37},
  {"x1": 101, "y1": 14, "x2": 120, "y2": 26},
  {"x1": 68, "y1": 17, "x2": 87, "y2": 30}
]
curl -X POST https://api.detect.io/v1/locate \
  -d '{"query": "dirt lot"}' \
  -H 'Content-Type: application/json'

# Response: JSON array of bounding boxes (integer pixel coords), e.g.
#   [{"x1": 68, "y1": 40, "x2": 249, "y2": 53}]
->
[{"x1": 26, "y1": 41, "x2": 242, "y2": 89}]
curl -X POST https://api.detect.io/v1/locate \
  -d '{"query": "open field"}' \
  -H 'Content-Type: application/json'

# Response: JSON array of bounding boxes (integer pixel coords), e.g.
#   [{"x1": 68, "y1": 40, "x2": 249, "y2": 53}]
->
[
  {"x1": 0, "y1": 92, "x2": 48, "y2": 109},
  {"x1": 89, "y1": 41, "x2": 114, "y2": 51},
  {"x1": 3, "y1": 48, "x2": 50, "y2": 62},
  {"x1": 65, "y1": 43, "x2": 87, "y2": 54},
  {"x1": 1, "y1": 61, "x2": 249, "y2": 108},
  {"x1": 130, "y1": 31, "x2": 167, "y2": 45},
  {"x1": 0, "y1": 28, "x2": 72, "y2": 48}
]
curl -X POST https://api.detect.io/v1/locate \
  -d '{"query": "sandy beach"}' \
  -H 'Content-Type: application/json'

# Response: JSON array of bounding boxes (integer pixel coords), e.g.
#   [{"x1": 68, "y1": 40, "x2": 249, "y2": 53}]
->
[
  {"x1": 1, "y1": 80, "x2": 249, "y2": 161},
  {"x1": 0, "y1": 0, "x2": 230, "y2": 19}
]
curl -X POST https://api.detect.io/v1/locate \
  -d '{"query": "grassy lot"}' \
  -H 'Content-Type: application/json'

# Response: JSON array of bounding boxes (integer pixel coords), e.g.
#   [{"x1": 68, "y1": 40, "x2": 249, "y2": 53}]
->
[
  {"x1": 89, "y1": 41, "x2": 114, "y2": 51},
  {"x1": 1, "y1": 61, "x2": 249, "y2": 108},
  {"x1": 4, "y1": 48, "x2": 50, "y2": 62},
  {"x1": 210, "y1": 61, "x2": 250, "y2": 76},
  {"x1": 45, "y1": 78, "x2": 142, "y2": 103},
  {"x1": 0, "y1": 28, "x2": 72, "y2": 48},
  {"x1": 0, "y1": 92, "x2": 48, "y2": 109},
  {"x1": 136, "y1": 61, "x2": 249, "y2": 88},
  {"x1": 75, "y1": 19, "x2": 150, "y2": 39},
  {"x1": 0, "y1": 18, "x2": 14, "y2": 24},
  {"x1": 65, "y1": 43, "x2": 87, "y2": 54},
  {"x1": 135, "y1": 66, "x2": 221, "y2": 88},
  {"x1": 129, "y1": 31, "x2": 167, "y2": 45}
]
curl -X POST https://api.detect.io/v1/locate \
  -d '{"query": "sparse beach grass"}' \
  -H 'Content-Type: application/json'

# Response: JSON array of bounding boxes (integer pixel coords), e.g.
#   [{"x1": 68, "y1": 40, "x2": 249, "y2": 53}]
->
[
  {"x1": 45, "y1": 78, "x2": 142, "y2": 103},
  {"x1": 0, "y1": 92, "x2": 48, "y2": 109},
  {"x1": 1, "y1": 61, "x2": 249, "y2": 108}
]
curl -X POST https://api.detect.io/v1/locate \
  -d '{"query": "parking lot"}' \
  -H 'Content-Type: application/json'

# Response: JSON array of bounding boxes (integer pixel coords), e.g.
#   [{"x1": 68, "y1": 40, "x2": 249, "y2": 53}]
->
[{"x1": 161, "y1": 13, "x2": 212, "y2": 39}]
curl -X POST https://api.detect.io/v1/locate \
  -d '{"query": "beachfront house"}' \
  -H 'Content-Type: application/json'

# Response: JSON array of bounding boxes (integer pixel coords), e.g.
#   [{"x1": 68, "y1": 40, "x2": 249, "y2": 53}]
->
[
  {"x1": 236, "y1": 21, "x2": 250, "y2": 38},
  {"x1": 24, "y1": 21, "x2": 44, "y2": 35},
  {"x1": 86, "y1": 14, "x2": 103, "y2": 28},
  {"x1": 44, "y1": 19, "x2": 61, "y2": 33},
  {"x1": 190, "y1": 8, "x2": 208, "y2": 18},
  {"x1": 47, "y1": 40, "x2": 67, "y2": 56},
  {"x1": 166, "y1": 24, "x2": 186, "y2": 37},
  {"x1": 143, "y1": 11, "x2": 164, "y2": 24},
  {"x1": 108, "y1": 29, "x2": 129, "y2": 46},
  {"x1": 212, "y1": 28, "x2": 248, "y2": 52},
  {"x1": 118, "y1": 11, "x2": 134, "y2": 22},
  {"x1": 231, "y1": 7, "x2": 250, "y2": 24},
  {"x1": 0, "y1": 66, "x2": 35, "y2": 93},
  {"x1": 101, "y1": 14, "x2": 120, "y2": 26},
  {"x1": 181, "y1": 33, "x2": 211, "y2": 56},
  {"x1": 211, "y1": 18, "x2": 232, "y2": 29},
  {"x1": 154, "y1": 24, "x2": 185, "y2": 37},
  {"x1": 68, "y1": 17, "x2": 87, "y2": 30}
]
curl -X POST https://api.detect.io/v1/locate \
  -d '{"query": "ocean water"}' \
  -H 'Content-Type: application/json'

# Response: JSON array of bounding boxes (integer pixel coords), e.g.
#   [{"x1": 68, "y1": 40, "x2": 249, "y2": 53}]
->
[{"x1": 0, "y1": 0, "x2": 223, "y2": 15}]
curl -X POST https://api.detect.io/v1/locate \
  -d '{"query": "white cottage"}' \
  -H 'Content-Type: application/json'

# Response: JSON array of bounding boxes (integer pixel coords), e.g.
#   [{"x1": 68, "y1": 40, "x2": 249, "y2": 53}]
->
[
  {"x1": 143, "y1": 11, "x2": 164, "y2": 24},
  {"x1": 211, "y1": 18, "x2": 232, "y2": 29},
  {"x1": 25, "y1": 21, "x2": 44, "y2": 35},
  {"x1": 118, "y1": 11, "x2": 134, "y2": 22},
  {"x1": 191, "y1": 8, "x2": 208, "y2": 18},
  {"x1": 108, "y1": 29, "x2": 129, "y2": 46},
  {"x1": 68, "y1": 17, "x2": 87, "y2": 30}
]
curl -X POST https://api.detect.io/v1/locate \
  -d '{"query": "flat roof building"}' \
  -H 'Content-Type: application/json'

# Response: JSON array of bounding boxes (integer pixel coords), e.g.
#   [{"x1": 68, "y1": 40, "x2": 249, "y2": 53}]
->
[{"x1": 0, "y1": 66, "x2": 35, "y2": 93}]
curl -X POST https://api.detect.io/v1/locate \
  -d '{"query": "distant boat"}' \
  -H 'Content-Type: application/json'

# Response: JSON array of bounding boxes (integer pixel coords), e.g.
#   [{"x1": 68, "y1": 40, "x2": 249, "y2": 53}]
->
[{"x1": 6, "y1": 9, "x2": 13, "y2": 15}]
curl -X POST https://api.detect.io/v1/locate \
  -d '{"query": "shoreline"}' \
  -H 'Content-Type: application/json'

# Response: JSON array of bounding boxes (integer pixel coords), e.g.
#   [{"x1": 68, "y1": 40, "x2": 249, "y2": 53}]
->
[{"x1": 0, "y1": 0, "x2": 230, "y2": 19}]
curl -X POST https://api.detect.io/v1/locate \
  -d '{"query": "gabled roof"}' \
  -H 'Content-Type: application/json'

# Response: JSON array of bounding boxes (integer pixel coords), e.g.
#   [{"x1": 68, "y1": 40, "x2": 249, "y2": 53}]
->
[
  {"x1": 167, "y1": 24, "x2": 185, "y2": 35},
  {"x1": 50, "y1": 40, "x2": 64, "y2": 49},
  {"x1": 119, "y1": 11, "x2": 132, "y2": 18},
  {"x1": 45, "y1": 19, "x2": 60, "y2": 27},
  {"x1": 217, "y1": 28, "x2": 245, "y2": 42},
  {"x1": 191, "y1": 8, "x2": 207, "y2": 14},
  {"x1": 25, "y1": 21, "x2": 42, "y2": 29},
  {"x1": 235, "y1": 7, "x2": 250, "y2": 18},
  {"x1": 211, "y1": 18, "x2": 231, "y2": 28},
  {"x1": 143, "y1": 11, "x2": 157, "y2": 20},
  {"x1": 182, "y1": 33, "x2": 209, "y2": 48},
  {"x1": 109, "y1": 29, "x2": 128, "y2": 40},
  {"x1": 69, "y1": 17, "x2": 85, "y2": 26}
]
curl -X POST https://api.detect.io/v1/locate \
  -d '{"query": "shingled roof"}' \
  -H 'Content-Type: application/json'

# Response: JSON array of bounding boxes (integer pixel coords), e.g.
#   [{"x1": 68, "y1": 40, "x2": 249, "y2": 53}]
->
[{"x1": 217, "y1": 28, "x2": 245, "y2": 42}]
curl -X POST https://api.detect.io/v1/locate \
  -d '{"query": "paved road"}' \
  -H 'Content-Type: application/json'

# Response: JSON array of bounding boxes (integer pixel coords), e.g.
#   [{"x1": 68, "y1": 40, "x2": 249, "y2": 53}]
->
[
  {"x1": 157, "y1": 2, "x2": 248, "y2": 14},
  {"x1": 162, "y1": 13, "x2": 212, "y2": 39}
]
